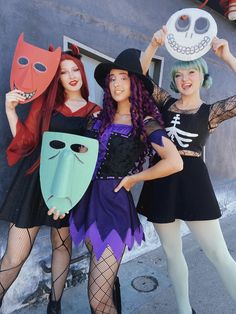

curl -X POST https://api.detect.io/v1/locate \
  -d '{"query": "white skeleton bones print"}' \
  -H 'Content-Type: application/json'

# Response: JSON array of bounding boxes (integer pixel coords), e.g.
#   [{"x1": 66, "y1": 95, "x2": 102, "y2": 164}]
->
[{"x1": 166, "y1": 114, "x2": 198, "y2": 148}]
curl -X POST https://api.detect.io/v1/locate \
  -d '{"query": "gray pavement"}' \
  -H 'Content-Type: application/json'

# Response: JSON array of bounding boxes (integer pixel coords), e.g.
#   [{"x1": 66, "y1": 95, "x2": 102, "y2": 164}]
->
[{"x1": 10, "y1": 213, "x2": 236, "y2": 314}]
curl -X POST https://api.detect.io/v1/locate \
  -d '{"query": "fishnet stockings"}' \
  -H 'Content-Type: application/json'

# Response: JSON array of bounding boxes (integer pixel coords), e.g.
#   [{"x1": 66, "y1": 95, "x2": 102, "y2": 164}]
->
[
  {"x1": 0, "y1": 224, "x2": 72, "y2": 306},
  {"x1": 50, "y1": 227, "x2": 72, "y2": 301},
  {"x1": 88, "y1": 245, "x2": 123, "y2": 314},
  {"x1": 0, "y1": 224, "x2": 39, "y2": 303}
]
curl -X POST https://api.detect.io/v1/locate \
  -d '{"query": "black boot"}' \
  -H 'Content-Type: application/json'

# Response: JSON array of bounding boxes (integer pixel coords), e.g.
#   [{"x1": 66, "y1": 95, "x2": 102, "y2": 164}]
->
[
  {"x1": 47, "y1": 294, "x2": 61, "y2": 314},
  {"x1": 113, "y1": 277, "x2": 122, "y2": 314}
]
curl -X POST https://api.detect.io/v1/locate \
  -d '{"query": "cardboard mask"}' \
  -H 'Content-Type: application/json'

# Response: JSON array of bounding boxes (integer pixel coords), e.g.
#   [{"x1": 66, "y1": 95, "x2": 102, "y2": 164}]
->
[
  {"x1": 40, "y1": 132, "x2": 98, "y2": 215},
  {"x1": 165, "y1": 8, "x2": 217, "y2": 61},
  {"x1": 10, "y1": 33, "x2": 61, "y2": 103}
]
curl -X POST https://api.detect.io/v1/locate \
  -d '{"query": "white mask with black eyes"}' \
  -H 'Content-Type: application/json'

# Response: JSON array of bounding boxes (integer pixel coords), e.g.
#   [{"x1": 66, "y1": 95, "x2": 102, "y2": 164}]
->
[{"x1": 165, "y1": 8, "x2": 217, "y2": 61}]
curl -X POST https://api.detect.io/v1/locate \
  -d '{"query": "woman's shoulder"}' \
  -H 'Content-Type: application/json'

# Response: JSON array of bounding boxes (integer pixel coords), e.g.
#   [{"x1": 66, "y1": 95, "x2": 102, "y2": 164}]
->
[{"x1": 87, "y1": 101, "x2": 101, "y2": 114}]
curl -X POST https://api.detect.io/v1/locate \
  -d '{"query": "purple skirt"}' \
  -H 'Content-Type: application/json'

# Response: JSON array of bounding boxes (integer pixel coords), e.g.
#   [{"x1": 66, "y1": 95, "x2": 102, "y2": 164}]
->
[{"x1": 70, "y1": 179, "x2": 144, "y2": 261}]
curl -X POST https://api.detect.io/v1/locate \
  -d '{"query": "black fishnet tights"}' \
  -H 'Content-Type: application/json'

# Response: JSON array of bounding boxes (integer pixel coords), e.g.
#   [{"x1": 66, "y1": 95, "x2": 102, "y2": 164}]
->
[
  {"x1": 50, "y1": 227, "x2": 72, "y2": 301},
  {"x1": 0, "y1": 224, "x2": 39, "y2": 304},
  {"x1": 87, "y1": 244, "x2": 123, "y2": 314},
  {"x1": 0, "y1": 224, "x2": 72, "y2": 306}
]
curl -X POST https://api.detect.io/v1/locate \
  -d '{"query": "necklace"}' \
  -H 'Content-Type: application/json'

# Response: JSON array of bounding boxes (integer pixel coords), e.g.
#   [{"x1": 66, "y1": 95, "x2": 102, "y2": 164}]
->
[
  {"x1": 116, "y1": 111, "x2": 131, "y2": 116},
  {"x1": 116, "y1": 112, "x2": 131, "y2": 119},
  {"x1": 115, "y1": 112, "x2": 131, "y2": 121}
]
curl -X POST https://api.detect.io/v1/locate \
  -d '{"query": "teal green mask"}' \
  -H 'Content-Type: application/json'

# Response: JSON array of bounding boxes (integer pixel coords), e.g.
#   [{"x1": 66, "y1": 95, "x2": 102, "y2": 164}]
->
[{"x1": 40, "y1": 132, "x2": 98, "y2": 215}]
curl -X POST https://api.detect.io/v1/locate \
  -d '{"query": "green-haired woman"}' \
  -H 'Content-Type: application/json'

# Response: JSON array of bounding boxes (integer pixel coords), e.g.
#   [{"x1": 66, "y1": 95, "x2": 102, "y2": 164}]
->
[{"x1": 137, "y1": 27, "x2": 236, "y2": 314}]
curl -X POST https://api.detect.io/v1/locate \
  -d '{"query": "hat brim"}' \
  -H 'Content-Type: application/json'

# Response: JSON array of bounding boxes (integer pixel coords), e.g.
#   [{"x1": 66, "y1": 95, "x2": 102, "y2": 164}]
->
[{"x1": 94, "y1": 62, "x2": 154, "y2": 95}]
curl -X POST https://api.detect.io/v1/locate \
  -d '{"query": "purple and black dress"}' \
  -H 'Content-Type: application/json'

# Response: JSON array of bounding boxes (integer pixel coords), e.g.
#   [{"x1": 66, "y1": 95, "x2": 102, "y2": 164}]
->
[{"x1": 70, "y1": 117, "x2": 167, "y2": 261}]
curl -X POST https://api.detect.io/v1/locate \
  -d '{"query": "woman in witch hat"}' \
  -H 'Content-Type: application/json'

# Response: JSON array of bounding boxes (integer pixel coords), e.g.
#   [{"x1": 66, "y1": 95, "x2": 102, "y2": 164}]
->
[{"x1": 69, "y1": 48, "x2": 183, "y2": 313}]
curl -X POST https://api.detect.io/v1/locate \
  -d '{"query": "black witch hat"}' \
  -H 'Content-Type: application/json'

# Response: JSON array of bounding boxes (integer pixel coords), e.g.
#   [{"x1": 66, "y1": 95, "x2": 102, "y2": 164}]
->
[{"x1": 94, "y1": 48, "x2": 154, "y2": 94}]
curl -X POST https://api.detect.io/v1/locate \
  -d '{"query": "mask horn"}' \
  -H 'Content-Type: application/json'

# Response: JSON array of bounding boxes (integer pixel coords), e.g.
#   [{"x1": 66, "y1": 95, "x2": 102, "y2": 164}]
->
[
  {"x1": 70, "y1": 44, "x2": 81, "y2": 58},
  {"x1": 198, "y1": 0, "x2": 209, "y2": 9},
  {"x1": 48, "y1": 44, "x2": 54, "y2": 52}
]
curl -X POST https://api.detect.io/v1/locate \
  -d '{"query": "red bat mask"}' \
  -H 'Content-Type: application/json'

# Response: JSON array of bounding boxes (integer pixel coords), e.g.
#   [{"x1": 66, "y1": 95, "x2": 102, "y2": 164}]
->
[{"x1": 10, "y1": 33, "x2": 61, "y2": 103}]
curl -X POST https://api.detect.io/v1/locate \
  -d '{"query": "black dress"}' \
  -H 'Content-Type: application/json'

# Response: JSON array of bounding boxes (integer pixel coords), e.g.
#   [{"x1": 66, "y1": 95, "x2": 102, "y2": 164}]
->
[
  {"x1": 0, "y1": 109, "x2": 95, "y2": 229},
  {"x1": 137, "y1": 85, "x2": 236, "y2": 223}
]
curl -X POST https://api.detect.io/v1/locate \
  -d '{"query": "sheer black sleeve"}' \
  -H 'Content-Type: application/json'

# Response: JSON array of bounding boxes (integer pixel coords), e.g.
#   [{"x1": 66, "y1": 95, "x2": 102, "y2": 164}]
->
[
  {"x1": 152, "y1": 83, "x2": 171, "y2": 109},
  {"x1": 144, "y1": 118, "x2": 168, "y2": 147},
  {"x1": 208, "y1": 95, "x2": 236, "y2": 131}
]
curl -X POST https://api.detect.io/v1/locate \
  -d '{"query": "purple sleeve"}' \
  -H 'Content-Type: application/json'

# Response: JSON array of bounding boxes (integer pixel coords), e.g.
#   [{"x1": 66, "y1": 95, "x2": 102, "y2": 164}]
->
[{"x1": 148, "y1": 129, "x2": 168, "y2": 147}]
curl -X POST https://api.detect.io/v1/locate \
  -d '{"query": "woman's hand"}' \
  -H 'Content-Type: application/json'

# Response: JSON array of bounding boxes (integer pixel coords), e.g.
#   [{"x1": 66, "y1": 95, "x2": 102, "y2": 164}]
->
[
  {"x1": 212, "y1": 37, "x2": 236, "y2": 73},
  {"x1": 141, "y1": 25, "x2": 167, "y2": 74},
  {"x1": 5, "y1": 89, "x2": 26, "y2": 112},
  {"x1": 151, "y1": 25, "x2": 168, "y2": 48},
  {"x1": 212, "y1": 37, "x2": 231, "y2": 61},
  {"x1": 114, "y1": 176, "x2": 137, "y2": 193},
  {"x1": 48, "y1": 207, "x2": 68, "y2": 220},
  {"x1": 5, "y1": 90, "x2": 26, "y2": 137}
]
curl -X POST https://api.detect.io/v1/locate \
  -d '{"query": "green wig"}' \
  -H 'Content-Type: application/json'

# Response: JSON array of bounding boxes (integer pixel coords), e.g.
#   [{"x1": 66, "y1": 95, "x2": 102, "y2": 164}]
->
[{"x1": 170, "y1": 57, "x2": 213, "y2": 93}]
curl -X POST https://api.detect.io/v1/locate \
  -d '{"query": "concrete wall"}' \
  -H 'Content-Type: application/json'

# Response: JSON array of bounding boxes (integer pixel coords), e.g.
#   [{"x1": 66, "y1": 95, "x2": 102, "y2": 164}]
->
[
  {"x1": 0, "y1": 0, "x2": 236, "y2": 190},
  {"x1": 0, "y1": 0, "x2": 236, "y2": 197},
  {"x1": 0, "y1": 0, "x2": 235, "y2": 311}
]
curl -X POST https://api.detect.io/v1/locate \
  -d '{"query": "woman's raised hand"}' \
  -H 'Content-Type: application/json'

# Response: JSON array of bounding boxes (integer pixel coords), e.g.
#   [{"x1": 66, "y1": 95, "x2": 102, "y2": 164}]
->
[
  {"x1": 151, "y1": 25, "x2": 168, "y2": 48},
  {"x1": 5, "y1": 89, "x2": 26, "y2": 111},
  {"x1": 212, "y1": 37, "x2": 236, "y2": 73},
  {"x1": 212, "y1": 37, "x2": 231, "y2": 61}
]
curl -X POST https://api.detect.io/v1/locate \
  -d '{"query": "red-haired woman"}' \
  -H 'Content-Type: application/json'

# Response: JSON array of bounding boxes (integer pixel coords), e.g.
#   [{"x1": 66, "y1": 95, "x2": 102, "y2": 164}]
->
[{"x1": 0, "y1": 48, "x2": 100, "y2": 313}]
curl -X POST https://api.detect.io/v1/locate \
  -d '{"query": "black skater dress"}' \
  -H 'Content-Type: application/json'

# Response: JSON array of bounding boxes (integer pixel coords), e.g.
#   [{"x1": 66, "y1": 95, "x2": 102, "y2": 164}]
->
[
  {"x1": 137, "y1": 85, "x2": 236, "y2": 223},
  {"x1": 0, "y1": 102, "x2": 99, "y2": 228}
]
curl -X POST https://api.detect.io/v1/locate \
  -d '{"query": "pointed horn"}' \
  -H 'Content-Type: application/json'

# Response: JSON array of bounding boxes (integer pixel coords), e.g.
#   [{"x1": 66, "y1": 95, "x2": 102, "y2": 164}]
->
[
  {"x1": 48, "y1": 44, "x2": 54, "y2": 52},
  {"x1": 70, "y1": 44, "x2": 81, "y2": 57}
]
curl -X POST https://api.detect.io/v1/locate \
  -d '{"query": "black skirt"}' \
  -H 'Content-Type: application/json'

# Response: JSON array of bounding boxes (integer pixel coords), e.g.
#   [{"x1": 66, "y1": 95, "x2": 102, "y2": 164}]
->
[
  {"x1": 137, "y1": 156, "x2": 221, "y2": 223},
  {"x1": 0, "y1": 149, "x2": 69, "y2": 229}
]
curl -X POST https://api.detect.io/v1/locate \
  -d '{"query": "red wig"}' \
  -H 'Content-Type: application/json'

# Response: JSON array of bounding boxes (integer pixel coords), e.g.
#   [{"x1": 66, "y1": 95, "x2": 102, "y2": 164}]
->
[
  {"x1": 27, "y1": 48, "x2": 90, "y2": 173},
  {"x1": 41, "y1": 50, "x2": 89, "y2": 134}
]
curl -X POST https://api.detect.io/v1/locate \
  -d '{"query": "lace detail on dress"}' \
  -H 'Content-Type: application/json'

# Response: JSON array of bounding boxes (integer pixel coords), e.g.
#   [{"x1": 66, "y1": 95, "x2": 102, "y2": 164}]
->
[
  {"x1": 96, "y1": 133, "x2": 145, "y2": 179},
  {"x1": 144, "y1": 118, "x2": 163, "y2": 136},
  {"x1": 179, "y1": 150, "x2": 201, "y2": 157},
  {"x1": 209, "y1": 95, "x2": 236, "y2": 132},
  {"x1": 169, "y1": 102, "x2": 203, "y2": 115},
  {"x1": 152, "y1": 84, "x2": 171, "y2": 109}
]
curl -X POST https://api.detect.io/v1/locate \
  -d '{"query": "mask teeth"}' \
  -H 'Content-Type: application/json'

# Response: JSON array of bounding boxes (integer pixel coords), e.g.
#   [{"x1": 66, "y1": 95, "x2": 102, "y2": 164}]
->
[
  {"x1": 13, "y1": 84, "x2": 36, "y2": 100},
  {"x1": 23, "y1": 90, "x2": 36, "y2": 99},
  {"x1": 167, "y1": 34, "x2": 210, "y2": 55}
]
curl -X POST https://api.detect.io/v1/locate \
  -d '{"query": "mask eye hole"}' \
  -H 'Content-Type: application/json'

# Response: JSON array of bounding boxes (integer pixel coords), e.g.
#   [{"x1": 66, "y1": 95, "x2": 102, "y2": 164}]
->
[
  {"x1": 34, "y1": 63, "x2": 47, "y2": 72},
  {"x1": 50, "y1": 140, "x2": 65, "y2": 149},
  {"x1": 18, "y1": 57, "x2": 29, "y2": 66},
  {"x1": 175, "y1": 15, "x2": 191, "y2": 32},
  {"x1": 194, "y1": 17, "x2": 210, "y2": 34},
  {"x1": 71, "y1": 144, "x2": 88, "y2": 153}
]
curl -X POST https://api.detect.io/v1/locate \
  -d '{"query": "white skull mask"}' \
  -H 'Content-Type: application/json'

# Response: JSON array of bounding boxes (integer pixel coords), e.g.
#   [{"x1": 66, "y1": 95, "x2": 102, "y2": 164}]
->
[{"x1": 165, "y1": 8, "x2": 217, "y2": 61}]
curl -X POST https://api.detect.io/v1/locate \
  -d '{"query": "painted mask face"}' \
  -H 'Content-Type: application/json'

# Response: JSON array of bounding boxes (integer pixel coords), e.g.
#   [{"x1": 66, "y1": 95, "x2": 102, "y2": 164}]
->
[
  {"x1": 40, "y1": 132, "x2": 98, "y2": 215},
  {"x1": 10, "y1": 33, "x2": 61, "y2": 103},
  {"x1": 165, "y1": 8, "x2": 217, "y2": 61}
]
